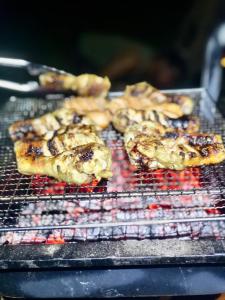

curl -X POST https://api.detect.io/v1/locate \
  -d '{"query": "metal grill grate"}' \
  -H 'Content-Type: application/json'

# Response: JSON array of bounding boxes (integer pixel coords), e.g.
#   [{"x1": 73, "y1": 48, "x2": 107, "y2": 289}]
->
[{"x1": 1, "y1": 89, "x2": 225, "y2": 244}]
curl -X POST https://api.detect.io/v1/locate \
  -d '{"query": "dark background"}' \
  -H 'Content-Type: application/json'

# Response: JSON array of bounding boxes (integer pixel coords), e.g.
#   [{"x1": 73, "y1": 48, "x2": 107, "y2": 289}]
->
[
  {"x1": 1, "y1": 3, "x2": 225, "y2": 299},
  {"x1": 0, "y1": 0, "x2": 224, "y2": 90}
]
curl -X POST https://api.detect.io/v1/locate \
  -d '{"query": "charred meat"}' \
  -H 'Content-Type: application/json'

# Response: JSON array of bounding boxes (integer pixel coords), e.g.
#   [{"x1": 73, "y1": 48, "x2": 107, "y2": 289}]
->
[
  {"x1": 125, "y1": 122, "x2": 225, "y2": 170},
  {"x1": 9, "y1": 108, "x2": 110, "y2": 141},
  {"x1": 14, "y1": 124, "x2": 104, "y2": 157},
  {"x1": 123, "y1": 82, "x2": 194, "y2": 115},
  {"x1": 39, "y1": 73, "x2": 111, "y2": 97},
  {"x1": 112, "y1": 108, "x2": 199, "y2": 133},
  {"x1": 15, "y1": 143, "x2": 112, "y2": 185}
]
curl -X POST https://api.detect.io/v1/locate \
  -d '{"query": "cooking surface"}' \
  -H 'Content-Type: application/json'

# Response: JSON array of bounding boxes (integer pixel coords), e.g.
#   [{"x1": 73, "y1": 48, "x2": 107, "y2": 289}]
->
[{"x1": 1, "y1": 89, "x2": 225, "y2": 244}]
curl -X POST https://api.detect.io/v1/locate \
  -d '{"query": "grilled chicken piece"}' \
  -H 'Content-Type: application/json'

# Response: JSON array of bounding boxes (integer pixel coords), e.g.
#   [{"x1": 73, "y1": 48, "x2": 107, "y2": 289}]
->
[
  {"x1": 15, "y1": 143, "x2": 112, "y2": 184},
  {"x1": 124, "y1": 121, "x2": 170, "y2": 146},
  {"x1": 107, "y1": 96, "x2": 184, "y2": 117},
  {"x1": 63, "y1": 97, "x2": 112, "y2": 129},
  {"x1": 124, "y1": 81, "x2": 157, "y2": 98},
  {"x1": 107, "y1": 82, "x2": 193, "y2": 115},
  {"x1": 112, "y1": 108, "x2": 199, "y2": 133},
  {"x1": 39, "y1": 73, "x2": 111, "y2": 97},
  {"x1": 14, "y1": 124, "x2": 104, "y2": 157},
  {"x1": 63, "y1": 96, "x2": 108, "y2": 113},
  {"x1": 9, "y1": 108, "x2": 110, "y2": 141},
  {"x1": 124, "y1": 82, "x2": 194, "y2": 115},
  {"x1": 125, "y1": 124, "x2": 225, "y2": 170}
]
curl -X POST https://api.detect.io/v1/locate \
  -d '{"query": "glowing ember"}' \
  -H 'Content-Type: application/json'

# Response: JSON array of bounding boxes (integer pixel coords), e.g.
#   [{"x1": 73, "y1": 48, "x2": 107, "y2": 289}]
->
[
  {"x1": 32, "y1": 175, "x2": 100, "y2": 195},
  {"x1": 1, "y1": 146, "x2": 225, "y2": 245},
  {"x1": 140, "y1": 168, "x2": 201, "y2": 191},
  {"x1": 45, "y1": 234, "x2": 65, "y2": 244}
]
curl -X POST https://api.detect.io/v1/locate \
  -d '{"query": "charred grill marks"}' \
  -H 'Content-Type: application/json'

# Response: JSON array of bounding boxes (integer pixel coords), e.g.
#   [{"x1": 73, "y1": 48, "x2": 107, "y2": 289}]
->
[
  {"x1": 54, "y1": 115, "x2": 63, "y2": 125},
  {"x1": 79, "y1": 149, "x2": 94, "y2": 162},
  {"x1": 73, "y1": 113, "x2": 82, "y2": 124},
  {"x1": 187, "y1": 135, "x2": 214, "y2": 146},
  {"x1": 13, "y1": 123, "x2": 35, "y2": 140},
  {"x1": 130, "y1": 86, "x2": 148, "y2": 96},
  {"x1": 27, "y1": 145, "x2": 43, "y2": 156},
  {"x1": 152, "y1": 110, "x2": 160, "y2": 123},
  {"x1": 200, "y1": 147, "x2": 209, "y2": 157},
  {"x1": 168, "y1": 95, "x2": 181, "y2": 105},
  {"x1": 168, "y1": 116, "x2": 190, "y2": 130},
  {"x1": 47, "y1": 139, "x2": 59, "y2": 156},
  {"x1": 163, "y1": 132, "x2": 179, "y2": 139}
]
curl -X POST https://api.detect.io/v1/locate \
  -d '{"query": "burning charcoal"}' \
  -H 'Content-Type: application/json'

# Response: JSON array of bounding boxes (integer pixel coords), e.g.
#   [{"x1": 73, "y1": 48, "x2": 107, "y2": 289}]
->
[
  {"x1": 125, "y1": 225, "x2": 140, "y2": 238},
  {"x1": 200, "y1": 223, "x2": 214, "y2": 237},
  {"x1": 125, "y1": 211, "x2": 138, "y2": 221},
  {"x1": 191, "y1": 222, "x2": 203, "y2": 239},
  {"x1": 99, "y1": 227, "x2": 113, "y2": 239},
  {"x1": 177, "y1": 223, "x2": 191, "y2": 237},
  {"x1": 102, "y1": 198, "x2": 114, "y2": 210},
  {"x1": 218, "y1": 221, "x2": 225, "y2": 237},
  {"x1": 116, "y1": 211, "x2": 126, "y2": 221},
  {"x1": 138, "y1": 226, "x2": 151, "y2": 238},
  {"x1": 86, "y1": 227, "x2": 101, "y2": 240},
  {"x1": 112, "y1": 226, "x2": 125, "y2": 239},
  {"x1": 136, "y1": 210, "x2": 145, "y2": 220},
  {"x1": 164, "y1": 224, "x2": 177, "y2": 237},
  {"x1": 211, "y1": 222, "x2": 221, "y2": 238},
  {"x1": 114, "y1": 197, "x2": 144, "y2": 210},
  {"x1": 88, "y1": 212, "x2": 103, "y2": 223},
  {"x1": 62, "y1": 229, "x2": 76, "y2": 241},
  {"x1": 219, "y1": 220, "x2": 225, "y2": 229},
  {"x1": 151, "y1": 224, "x2": 165, "y2": 237},
  {"x1": 79, "y1": 199, "x2": 101, "y2": 210},
  {"x1": 73, "y1": 228, "x2": 87, "y2": 241},
  {"x1": 0, "y1": 232, "x2": 14, "y2": 244}
]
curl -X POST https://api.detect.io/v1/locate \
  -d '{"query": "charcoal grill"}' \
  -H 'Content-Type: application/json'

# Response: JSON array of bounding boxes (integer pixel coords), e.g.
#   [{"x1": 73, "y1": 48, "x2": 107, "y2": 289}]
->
[{"x1": 1, "y1": 88, "x2": 225, "y2": 298}]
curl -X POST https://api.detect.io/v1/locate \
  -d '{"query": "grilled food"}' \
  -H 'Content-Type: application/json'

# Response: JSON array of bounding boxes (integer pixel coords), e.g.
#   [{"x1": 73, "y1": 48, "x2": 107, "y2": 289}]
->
[
  {"x1": 14, "y1": 124, "x2": 104, "y2": 157},
  {"x1": 124, "y1": 82, "x2": 194, "y2": 115},
  {"x1": 15, "y1": 142, "x2": 112, "y2": 184},
  {"x1": 112, "y1": 108, "x2": 199, "y2": 133},
  {"x1": 39, "y1": 73, "x2": 111, "y2": 97},
  {"x1": 107, "y1": 82, "x2": 193, "y2": 115},
  {"x1": 63, "y1": 96, "x2": 108, "y2": 113},
  {"x1": 125, "y1": 123, "x2": 225, "y2": 170},
  {"x1": 9, "y1": 108, "x2": 110, "y2": 141},
  {"x1": 107, "y1": 96, "x2": 184, "y2": 117},
  {"x1": 124, "y1": 121, "x2": 171, "y2": 146}
]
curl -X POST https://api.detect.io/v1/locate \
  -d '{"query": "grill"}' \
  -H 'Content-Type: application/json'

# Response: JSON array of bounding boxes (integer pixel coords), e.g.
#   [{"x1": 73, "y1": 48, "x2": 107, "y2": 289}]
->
[
  {"x1": 1, "y1": 88, "x2": 225, "y2": 298},
  {"x1": 1, "y1": 88, "x2": 225, "y2": 243}
]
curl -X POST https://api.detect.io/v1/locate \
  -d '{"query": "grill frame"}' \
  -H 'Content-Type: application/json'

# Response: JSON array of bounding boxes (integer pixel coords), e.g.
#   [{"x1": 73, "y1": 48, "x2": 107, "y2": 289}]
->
[
  {"x1": 1, "y1": 239, "x2": 225, "y2": 270},
  {"x1": 2, "y1": 89, "x2": 225, "y2": 299},
  {"x1": 0, "y1": 88, "x2": 225, "y2": 252}
]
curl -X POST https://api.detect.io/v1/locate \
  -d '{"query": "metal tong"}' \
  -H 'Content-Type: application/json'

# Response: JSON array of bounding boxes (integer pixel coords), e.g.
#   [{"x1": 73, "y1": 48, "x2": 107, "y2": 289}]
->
[{"x1": 0, "y1": 57, "x2": 70, "y2": 93}]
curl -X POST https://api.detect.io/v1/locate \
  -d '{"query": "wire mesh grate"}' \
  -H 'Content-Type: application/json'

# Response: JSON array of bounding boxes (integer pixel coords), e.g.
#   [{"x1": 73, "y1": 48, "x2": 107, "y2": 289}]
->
[{"x1": 1, "y1": 89, "x2": 225, "y2": 244}]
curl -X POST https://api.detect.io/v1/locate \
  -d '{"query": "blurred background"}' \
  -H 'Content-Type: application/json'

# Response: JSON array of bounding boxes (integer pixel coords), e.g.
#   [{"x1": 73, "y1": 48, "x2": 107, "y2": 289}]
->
[
  {"x1": 1, "y1": 3, "x2": 225, "y2": 299},
  {"x1": 0, "y1": 0, "x2": 225, "y2": 91}
]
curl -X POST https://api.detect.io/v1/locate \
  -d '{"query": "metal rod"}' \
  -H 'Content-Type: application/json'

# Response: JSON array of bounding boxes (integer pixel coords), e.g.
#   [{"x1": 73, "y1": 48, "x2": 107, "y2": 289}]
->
[
  {"x1": 0, "y1": 57, "x2": 29, "y2": 68},
  {"x1": 1, "y1": 216, "x2": 225, "y2": 232}
]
